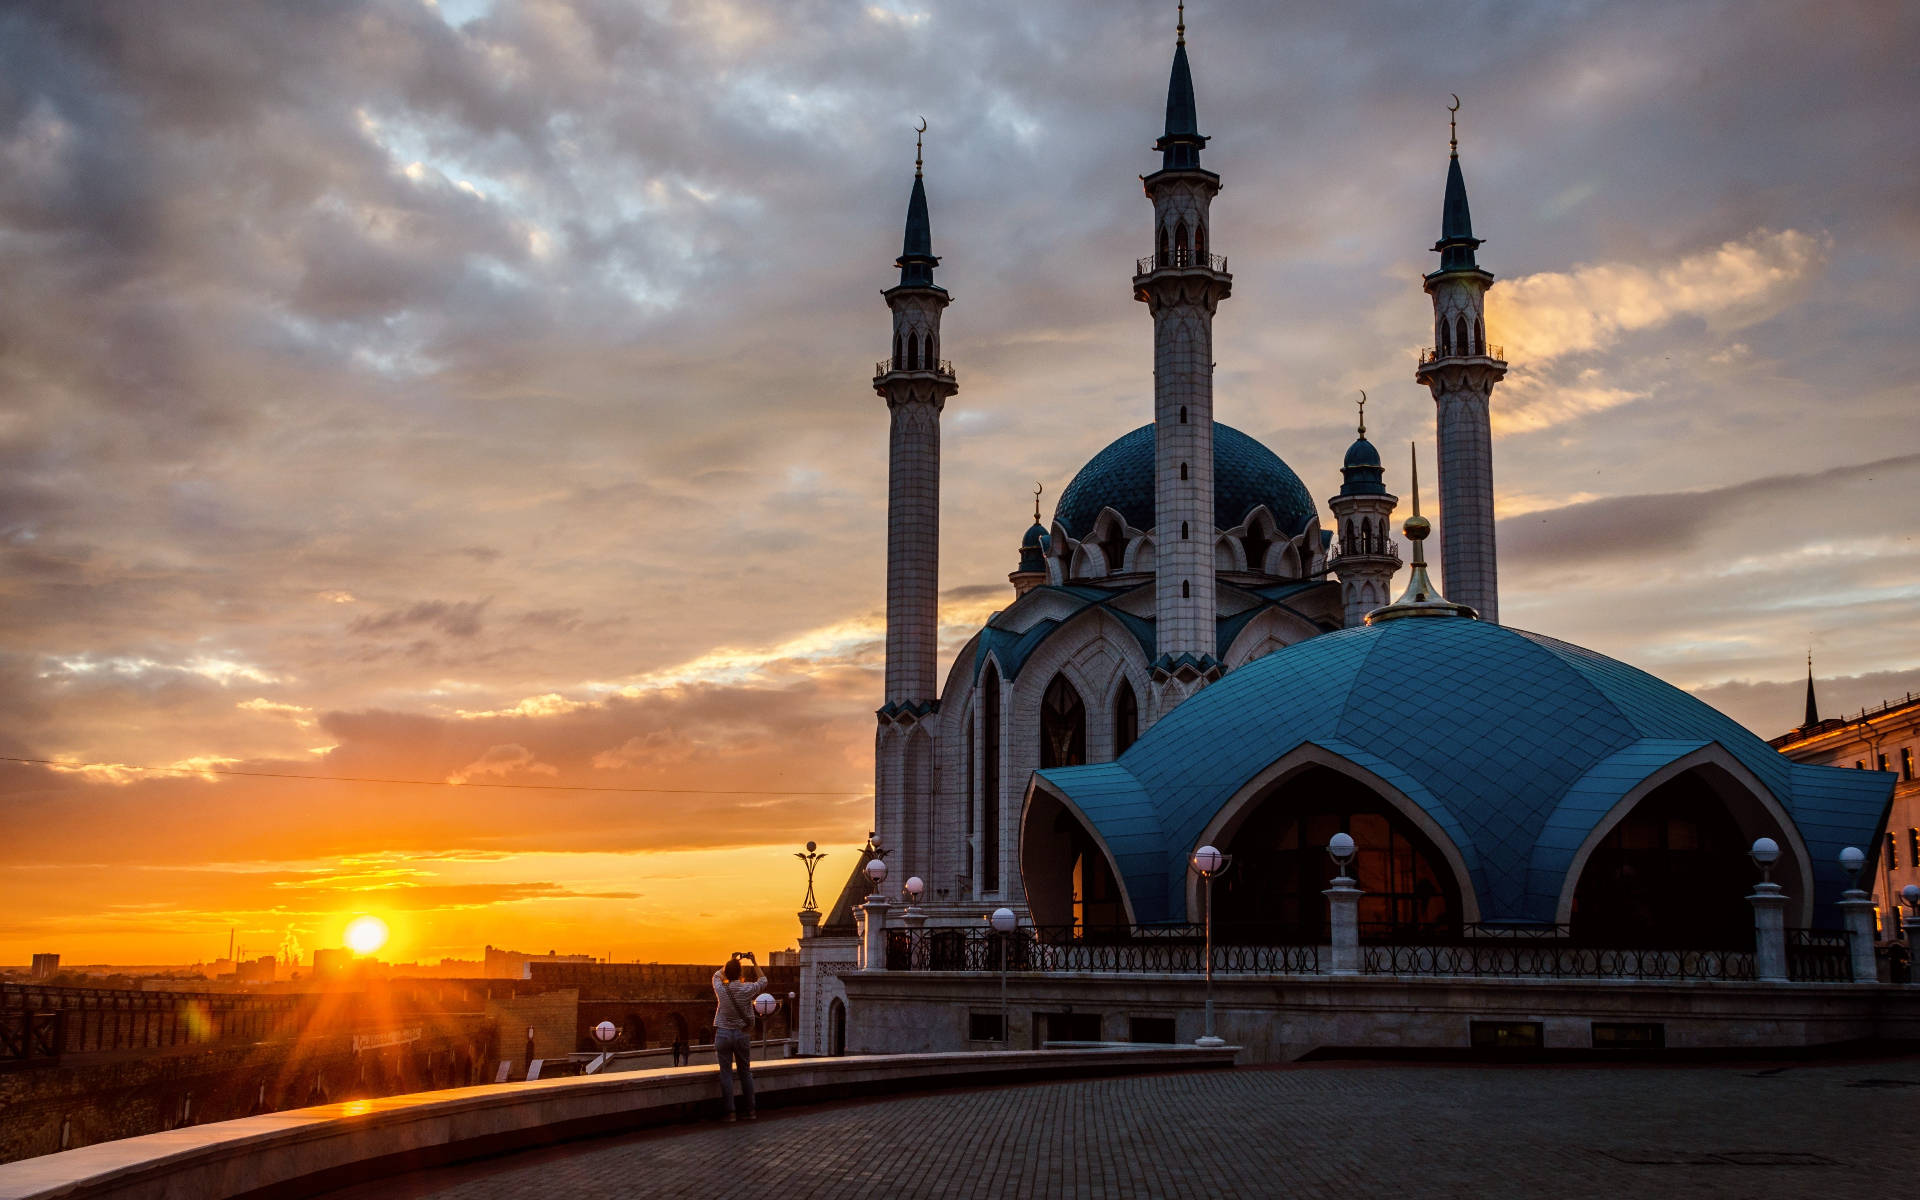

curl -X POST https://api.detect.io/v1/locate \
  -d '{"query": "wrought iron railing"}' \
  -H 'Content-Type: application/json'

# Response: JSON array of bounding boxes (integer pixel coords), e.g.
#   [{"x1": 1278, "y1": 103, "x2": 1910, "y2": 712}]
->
[
  {"x1": 1330, "y1": 541, "x2": 1403, "y2": 566},
  {"x1": 1418, "y1": 343, "x2": 1505, "y2": 365},
  {"x1": 1785, "y1": 929, "x2": 1852, "y2": 982},
  {"x1": 1361, "y1": 942, "x2": 1756, "y2": 981},
  {"x1": 875, "y1": 357, "x2": 955, "y2": 378},
  {"x1": 1136, "y1": 251, "x2": 1229, "y2": 275},
  {"x1": 886, "y1": 924, "x2": 1317, "y2": 975}
]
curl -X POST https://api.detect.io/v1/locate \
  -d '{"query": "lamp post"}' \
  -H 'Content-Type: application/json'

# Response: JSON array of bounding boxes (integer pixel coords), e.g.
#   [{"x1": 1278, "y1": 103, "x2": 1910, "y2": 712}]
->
[
  {"x1": 1903, "y1": 884, "x2": 1920, "y2": 981},
  {"x1": 1324, "y1": 832, "x2": 1362, "y2": 976},
  {"x1": 1837, "y1": 846, "x2": 1878, "y2": 983},
  {"x1": 989, "y1": 906, "x2": 1017, "y2": 1044},
  {"x1": 860, "y1": 853, "x2": 890, "y2": 971},
  {"x1": 787, "y1": 991, "x2": 797, "y2": 1043},
  {"x1": 1189, "y1": 844, "x2": 1231, "y2": 1047},
  {"x1": 752, "y1": 993, "x2": 779, "y2": 1061},
  {"x1": 589, "y1": 1020, "x2": 618, "y2": 1072},
  {"x1": 1748, "y1": 837, "x2": 1788, "y2": 983}
]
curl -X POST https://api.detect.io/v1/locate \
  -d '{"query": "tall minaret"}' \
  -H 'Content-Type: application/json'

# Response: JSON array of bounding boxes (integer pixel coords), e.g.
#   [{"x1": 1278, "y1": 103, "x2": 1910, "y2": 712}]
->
[
  {"x1": 1414, "y1": 97, "x2": 1506, "y2": 623},
  {"x1": 1328, "y1": 394, "x2": 1401, "y2": 628},
  {"x1": 1133, "y1": 4, "x2": 1231, "y2": 711},
  {"x1": 872, "y1": 127, "x2": 956, "y2": 872}
]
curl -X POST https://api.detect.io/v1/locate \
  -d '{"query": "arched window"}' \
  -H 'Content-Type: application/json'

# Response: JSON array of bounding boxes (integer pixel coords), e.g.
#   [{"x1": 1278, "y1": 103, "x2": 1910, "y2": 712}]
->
[
  {"x1": 1438, "y1": 317, "x2": 1450, "y2": 357},
  {"x1": 1474, "y1": 317, "x2": 1484, "y2": 355},
  {"x1": 1158, "y1": 223, "x2": 1170, "y2": 262},
  {"x1": 1180, "y1": 462, "x2": 1188, "y2": 480},
  {"x1": 1113, "y1": 680, "x2": 1139, "y2": 756},
  {"x1": 1039, "y1": 674, "x2": 1087, "y2": 769},
  {"x1": 981, "y1": 664, "x2": 1000, "y2": 892},
  {"x1": 907, "y1": 330, "x2": 920, "y2": 370},
  {"x1": 1182, "y1": 579, "x2": 1190, "y2": 598},
  {"x1": 1173, "y1": 219, "x2": 1189, "y2": 264},
  {"x1": 928, "y1": 331, "x2": 937, "y2": 364},
  {"x1": 1179, "y1": 406, "x2": 1188, "y2": 424},
  {"x1": 1194, "y1": 221, "x2": 1207, "y2": 261},
  {"x1": 1455, "y1": 315, "x2": 1469, "y2": 357},
  {"x1": 1181, "y1": 521, "x2": 1189, "y2": 540},
  {"x1": 894, "y1": 332, "x2": 903, "y2": 369},
  {"x1": 1571, "y1": 773, "x2": 1756, "y2": 948}
]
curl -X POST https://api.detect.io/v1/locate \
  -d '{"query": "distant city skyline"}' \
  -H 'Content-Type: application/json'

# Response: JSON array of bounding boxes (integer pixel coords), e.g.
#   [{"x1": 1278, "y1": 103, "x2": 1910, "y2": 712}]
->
[{"x1": 2, "y1": 0, "x2": 1916, "y2": 965}]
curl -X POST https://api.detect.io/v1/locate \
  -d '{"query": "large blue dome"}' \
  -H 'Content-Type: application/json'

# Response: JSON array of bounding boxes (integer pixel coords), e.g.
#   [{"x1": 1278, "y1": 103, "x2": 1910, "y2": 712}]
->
[
  {"x1": 1052, "y1": 423, "x2": 1317, "y2": 540},
  {"x1": 1035, "y1": 617, "x2": 1890, "y2": 926}
]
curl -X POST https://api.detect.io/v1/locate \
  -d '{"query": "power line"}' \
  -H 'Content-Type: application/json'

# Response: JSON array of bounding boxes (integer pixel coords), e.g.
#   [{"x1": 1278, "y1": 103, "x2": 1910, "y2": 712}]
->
[{"x1": 0, "y1": 755, "x2": 869, "y2": 797}]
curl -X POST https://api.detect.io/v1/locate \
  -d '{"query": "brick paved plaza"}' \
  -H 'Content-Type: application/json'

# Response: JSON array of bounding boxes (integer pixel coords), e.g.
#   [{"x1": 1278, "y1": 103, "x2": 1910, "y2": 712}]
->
[{"x1": 328, "y1": 1053, "x2": 1920, "y2": 1199}]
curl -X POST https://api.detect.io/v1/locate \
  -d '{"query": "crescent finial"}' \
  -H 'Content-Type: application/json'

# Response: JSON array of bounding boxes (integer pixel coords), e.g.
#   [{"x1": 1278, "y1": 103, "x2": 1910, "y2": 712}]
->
[
  {"x1": 1033, "y1": 481, "x2": 1044, "y2": 524},
  {"x1": 916, "y1": 116, "x2": 928, "y2": 134},
  {"x1": 914, "y1": 117, "x2": 926, "y2": 177},
  {"x1": 1447, "y1": 94, "x2": 1460, "y2": 157},
  {"x1": 1448, "y1": 93, "x2": 1460, "y2": 112},
  {"x1": 1357, "y1": 389, "x2": 1367, "y2": 437}
]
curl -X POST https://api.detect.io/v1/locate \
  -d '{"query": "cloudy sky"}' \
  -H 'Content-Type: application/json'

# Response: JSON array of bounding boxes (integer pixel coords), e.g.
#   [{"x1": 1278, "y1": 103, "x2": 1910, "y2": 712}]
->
[{"x1": 2, "y1": 0, "x2": 1916, "y2": 968}]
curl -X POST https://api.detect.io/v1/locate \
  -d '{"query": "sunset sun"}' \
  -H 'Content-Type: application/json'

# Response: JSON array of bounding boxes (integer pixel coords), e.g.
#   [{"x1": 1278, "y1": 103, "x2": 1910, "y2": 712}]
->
[{"x1": 343, "y1": 916, "x2": 389, "y2": 956}]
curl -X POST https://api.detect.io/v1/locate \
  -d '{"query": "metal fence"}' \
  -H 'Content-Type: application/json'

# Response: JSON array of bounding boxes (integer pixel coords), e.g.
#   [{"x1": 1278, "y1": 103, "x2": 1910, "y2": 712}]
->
[
  {"x1": 1360, "y1": 943, "x2": 1757, "y2": 981},
  {"x1": 886, "y1": 924, "x2": 1318, "y2": 976},
  {"x1": 1785, "y1": 929, "x2": 1852, "y2": 982}
]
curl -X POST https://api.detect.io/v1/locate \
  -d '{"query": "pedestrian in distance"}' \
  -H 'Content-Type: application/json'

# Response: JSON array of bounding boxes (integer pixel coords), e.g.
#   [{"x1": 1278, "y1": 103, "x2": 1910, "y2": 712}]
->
[
  {"x1": 712, "y1": 952, "x2": 767, "y2": 1121},
  {"x1": 671, "y1": 1032, "x2": 689, "y2": 1067}
]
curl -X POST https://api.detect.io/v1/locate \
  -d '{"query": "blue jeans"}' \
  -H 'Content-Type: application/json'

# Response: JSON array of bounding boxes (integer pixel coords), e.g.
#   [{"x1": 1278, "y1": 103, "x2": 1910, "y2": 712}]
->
[{"x1": 715, "y1": 1029, "x2": 754, "y2": 1114}]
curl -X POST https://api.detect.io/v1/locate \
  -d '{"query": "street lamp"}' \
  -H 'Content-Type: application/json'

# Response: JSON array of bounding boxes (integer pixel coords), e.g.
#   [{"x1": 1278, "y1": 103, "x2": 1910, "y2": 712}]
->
[
  {"x1": 904, "y1": 876, "x2": 925, "y2": 904},
  {"x1": 865, "y1": 855, "x2": 889, "y2": 897},
  {"x1": 1839, "y1": 845, "x2": 1865, "y2": 887},
  {"x1": 752, "y1": 993, "x2": 779, "y2": 1062},
  {"x1": 1749, "y1": 836, "x2": 1780, "y2": 882},
  {"x1": 989, "y1": 906, "x2": 1017, "y2": 1044},
  {"x1": 1189, "y1": 844, "x2": 1232, "y2": 1048}
]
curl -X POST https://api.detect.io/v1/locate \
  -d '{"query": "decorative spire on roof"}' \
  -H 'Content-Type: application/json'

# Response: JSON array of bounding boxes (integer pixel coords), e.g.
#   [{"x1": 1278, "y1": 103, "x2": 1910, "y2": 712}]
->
[
  {"x1": 1357, "y1": 389, "x2": 1367, "y2": 438},
  {"x1": 1339, "y1": 390, "x2": 1385, "y2": 495},
  {"x1": 1033, "y1": 481, "x2": 1044, "y2": 525},
  {"x1": 1434, "y1": 94, "x2": 1482, "y2": 273},
  {"x1": 896, "y1": 118, "x2": 940, "y2": 289},
  {"x1": 1154, "y1": 3, "x2": 1207, "y2": 171},
  {"x1": 1803, "y1": 649, "x2": 1820, "y2": 728},
  {"x1": 1367, "y1": 443, "x2": 1477, "y2": 622}
]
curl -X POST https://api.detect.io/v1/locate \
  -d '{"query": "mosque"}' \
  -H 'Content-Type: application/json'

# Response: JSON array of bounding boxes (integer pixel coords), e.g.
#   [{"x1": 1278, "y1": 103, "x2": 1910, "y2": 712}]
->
[{"x1": 800, "y1": 13, "x2": 1898, "y2": 1052}]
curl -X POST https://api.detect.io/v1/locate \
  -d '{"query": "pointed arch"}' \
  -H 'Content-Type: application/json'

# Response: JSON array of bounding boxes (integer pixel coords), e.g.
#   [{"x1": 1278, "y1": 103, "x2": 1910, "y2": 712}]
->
[
  {"x1": 980, "y1": 659, "x2": 1002, "y2": 893},
  {"x1": 1474, "y1": 317, "x2": 1484, "y2": 356},
  {"x1": 1455, "y1": 314, "x2": 1469, "y2": 358},
  {"x1": 1112, "y1": 677, "x2": 1140, "y2": 757},
  {"x1": 1193, "y1": 220, "x2": 1207, "y2": 261},
  {"x1": 1173, "y1": 218, "x2": 1190, "y2": 263},
  {"x1": 906, "y1": 330, "x2": 920, "y2": 370},
  {"x1": 1039, "y1": 673, "x2": 1087, "y2": 769},
  {"x1": 893, "y1": 331, "x2": 903, "y2": 369},
  {"x1": 1438, "y1": 316, "x2": 1450, "y2": 357}
]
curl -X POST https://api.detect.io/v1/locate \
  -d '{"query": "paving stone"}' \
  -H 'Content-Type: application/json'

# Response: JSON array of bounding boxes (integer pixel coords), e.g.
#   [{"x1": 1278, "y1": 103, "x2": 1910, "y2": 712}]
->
[{"x1": 323, "y1": 1053, "x2": 1920, "y2": 1199}]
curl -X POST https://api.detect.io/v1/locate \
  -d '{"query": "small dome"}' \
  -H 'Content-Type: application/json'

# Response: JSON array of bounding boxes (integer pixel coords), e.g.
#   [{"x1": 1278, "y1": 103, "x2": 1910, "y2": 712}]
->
[
  {"x1": 1052, "y1": 423, "x2": 1317, "y2": 541},
  {"x1": 1016, "y1": 522, "x2": 1047, "y2": 574},
  {"x1": 1338, "y1": 434, "x2": 1386, "y2": 497}
]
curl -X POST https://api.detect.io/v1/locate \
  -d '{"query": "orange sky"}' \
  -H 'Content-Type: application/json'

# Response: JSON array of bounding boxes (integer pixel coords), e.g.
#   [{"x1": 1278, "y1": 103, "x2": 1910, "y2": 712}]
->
[{"x1": 4, "y1": 2, "x2": 1919, "y2": 968}]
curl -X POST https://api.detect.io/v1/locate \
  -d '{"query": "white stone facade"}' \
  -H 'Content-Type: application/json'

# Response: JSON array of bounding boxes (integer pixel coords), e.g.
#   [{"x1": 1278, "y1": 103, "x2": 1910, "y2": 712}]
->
[{"x1": 1417, "y1": 270, "x2": 1506, "y2": 624}]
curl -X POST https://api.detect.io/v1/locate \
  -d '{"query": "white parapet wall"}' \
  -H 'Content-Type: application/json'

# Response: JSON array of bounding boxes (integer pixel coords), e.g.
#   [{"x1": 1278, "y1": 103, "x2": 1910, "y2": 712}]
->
[
  {"x1": 840, "y1": 971, "x2": 1920, "y2": 1061},
  {"x1": 0, "y1": 1046, "x2": 1233, "y2": 1200}
]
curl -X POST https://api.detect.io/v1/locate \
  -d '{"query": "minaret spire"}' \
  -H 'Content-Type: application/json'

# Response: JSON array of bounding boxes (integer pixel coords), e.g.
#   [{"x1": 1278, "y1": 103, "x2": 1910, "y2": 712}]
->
[
  {"x1": 873, "y1": 123, "x2": 957, "y2": 893},
  {"x1": 1803, "y1": 650, "x2": 1821, "y2": 728},
  {"x1": 1416, "y1": 93, "x2": 1506, "y2": 623},
  {"x1": 1368, "y1": 444, "x2": 1474, "y2": 622},
  {"x1": 1135, "y1": 9, "x2": 1231, "y2": 712}
]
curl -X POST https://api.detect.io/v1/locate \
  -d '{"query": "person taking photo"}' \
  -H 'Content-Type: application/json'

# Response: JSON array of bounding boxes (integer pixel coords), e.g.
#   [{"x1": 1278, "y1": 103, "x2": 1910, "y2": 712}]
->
[{"x1": 711, "y1": 952, "x2": 767, "y2": 1121}]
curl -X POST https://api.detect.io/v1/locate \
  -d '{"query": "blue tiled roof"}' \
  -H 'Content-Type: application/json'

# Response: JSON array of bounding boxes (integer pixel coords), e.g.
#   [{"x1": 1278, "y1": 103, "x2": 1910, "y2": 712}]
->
[
  {"x1": 1052, "y1": 424, "x2": 1318, "y2": 541},
  {"x1": 1037, "y1": 618, "x2": 1892, "y2": 926}
]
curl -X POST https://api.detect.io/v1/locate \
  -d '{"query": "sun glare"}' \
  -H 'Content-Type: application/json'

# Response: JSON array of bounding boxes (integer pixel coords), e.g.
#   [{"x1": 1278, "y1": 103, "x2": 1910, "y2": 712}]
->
[{"x1": 343, "y1": 915, "x2": 389, "y2": 956}]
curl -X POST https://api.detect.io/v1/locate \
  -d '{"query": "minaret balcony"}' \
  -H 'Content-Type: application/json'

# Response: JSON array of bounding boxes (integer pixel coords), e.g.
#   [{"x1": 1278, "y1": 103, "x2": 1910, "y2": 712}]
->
[
  {"x1": 1331, "y1": 541, "x2": 1403, "y2": 567},
  {"x1": 1135, "y1": 250, "x2": 1229, "y2": 275},
  {"x1": 875, "y1": 357, "x2": 956, "y2": 382},
  {"x1": 1418, "y1": 343, "x2": 1505, "y2": 366}
]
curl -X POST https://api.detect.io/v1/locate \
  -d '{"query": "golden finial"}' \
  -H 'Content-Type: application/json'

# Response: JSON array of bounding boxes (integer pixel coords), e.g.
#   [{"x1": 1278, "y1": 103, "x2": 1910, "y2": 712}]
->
[
  {"x1": 1177, "y1": 1, "x2": 1185, "y2": 45},
  {"x1": 1405, "y1": 440, "x2": 1429, "y2": 544},
  {"x1": 1357, "y1": 389, "x2": 1367, "y2": 438},
  {"x1": 915, "y1": 116, "x2": 926, "y2": 178},
  {"x1": 1366, "y1": 441, "x2": 1475, "y2": 622},
  {"x1": 1033, "y1": 482, "x2": 1044, "y2": 525},
  {"x1": 1448, "y1": 94, "x2": 1460, "y2": 159}
]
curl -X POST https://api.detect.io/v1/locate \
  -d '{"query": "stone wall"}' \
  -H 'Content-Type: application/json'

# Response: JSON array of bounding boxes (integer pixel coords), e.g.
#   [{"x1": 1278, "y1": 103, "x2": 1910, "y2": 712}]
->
[{"x1": 838, "y1": 971, "x2": 1920, "y2": 1062}]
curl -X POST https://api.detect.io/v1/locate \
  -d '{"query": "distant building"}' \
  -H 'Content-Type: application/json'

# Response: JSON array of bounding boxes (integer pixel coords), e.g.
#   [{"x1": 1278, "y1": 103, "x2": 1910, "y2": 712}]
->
[
  {"x1": 1769, "y1": 673, "x2": 1916, "y2": 935},
  {"x1": 311, "y1": 948, "x2": 354, "y2": 979},
  {"x1": 767, "y1": 948, "x2": 801, "y2": 967},
  {"x1": 235, "y1": 956, "x2": 277, "y2": 984},
  {"x1": 29, "y1": 954, "x2": 58, "y2": 980},
  {"x1": 484, "y1": 945, "x2": 595, "y2": 980}
]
